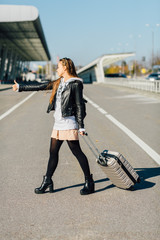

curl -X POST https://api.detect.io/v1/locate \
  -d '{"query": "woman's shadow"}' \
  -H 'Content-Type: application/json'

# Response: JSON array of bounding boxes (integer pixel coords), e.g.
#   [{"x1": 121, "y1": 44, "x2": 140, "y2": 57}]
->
[
  {"x1": 53, "y1": 177, "x2": 113, "y2": 194},
  {"x1": 48, "y1": 167, "x2": 160, "y2": 194}
]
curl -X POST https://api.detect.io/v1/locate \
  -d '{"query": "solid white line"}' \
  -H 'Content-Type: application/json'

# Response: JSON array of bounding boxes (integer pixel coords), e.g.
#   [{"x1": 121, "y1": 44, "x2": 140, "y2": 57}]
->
[
  {"x1": 92, "y1": 103, "x2": 99, "y2": 108},
  {"x1": 98, "y1": 108, "x2": 107, "y2": 115},
  {"x1": 106, "y1": 114, "x2": 160, "y2": 165},
  {"x1": 0, "y1": 92, "x2": 36, "y2": 121},
  {"x1": 84, "y1": 94, "x2": 160, "y2": 165}
]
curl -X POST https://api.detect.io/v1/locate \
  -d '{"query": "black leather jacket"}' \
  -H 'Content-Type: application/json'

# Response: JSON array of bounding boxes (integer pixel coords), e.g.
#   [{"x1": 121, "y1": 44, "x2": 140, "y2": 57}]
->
[{"x1": 19, "y1": 80, "x2": 85, "y2": 128}]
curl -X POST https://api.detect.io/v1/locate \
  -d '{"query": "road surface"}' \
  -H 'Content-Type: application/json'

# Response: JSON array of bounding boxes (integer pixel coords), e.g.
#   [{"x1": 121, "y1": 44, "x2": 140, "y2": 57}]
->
[{"x1": 0, "y1": 83, "x2": 160, "y2": 240}]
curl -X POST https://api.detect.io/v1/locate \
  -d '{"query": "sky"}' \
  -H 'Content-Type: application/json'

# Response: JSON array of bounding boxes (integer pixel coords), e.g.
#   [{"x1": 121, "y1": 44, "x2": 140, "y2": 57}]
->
[{"x1": 0, "y1": 0, "x2": 160, "y2": 68}]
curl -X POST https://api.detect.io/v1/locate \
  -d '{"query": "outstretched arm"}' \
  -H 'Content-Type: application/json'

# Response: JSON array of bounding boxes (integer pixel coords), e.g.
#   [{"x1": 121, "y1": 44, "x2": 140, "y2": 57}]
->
[{"x1": 12, "y1": 80, "x2": 52, "y2": 92}]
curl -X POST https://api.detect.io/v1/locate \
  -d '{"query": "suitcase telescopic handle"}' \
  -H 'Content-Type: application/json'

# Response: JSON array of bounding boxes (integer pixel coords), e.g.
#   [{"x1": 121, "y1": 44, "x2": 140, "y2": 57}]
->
[{"x1": 82, "y1": 133, "x2": 105, "y2": 161}]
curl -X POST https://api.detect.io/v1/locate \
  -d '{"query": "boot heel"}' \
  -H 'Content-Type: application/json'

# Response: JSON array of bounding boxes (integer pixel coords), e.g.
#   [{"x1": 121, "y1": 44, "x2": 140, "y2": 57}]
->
[
  {"x1": 48, "y1": 184, "x2": 54, "y2": 193},
  {"x1": 35, "y1": 176, "x2": 54, "y2": 194},
  {"x1": 80, "y1": 174, "x2": 95, "y2": 195}
]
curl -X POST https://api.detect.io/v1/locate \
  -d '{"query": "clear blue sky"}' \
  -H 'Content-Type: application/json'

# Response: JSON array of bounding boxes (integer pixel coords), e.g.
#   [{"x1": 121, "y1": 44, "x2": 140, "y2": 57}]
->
[{"x1": 1, "y1": 0, "x2": 160, "y2": 67}]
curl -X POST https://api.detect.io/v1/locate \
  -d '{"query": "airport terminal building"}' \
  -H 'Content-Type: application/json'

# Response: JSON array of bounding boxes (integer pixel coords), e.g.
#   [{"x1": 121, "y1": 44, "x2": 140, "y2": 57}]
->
[{"x1": 0, "y1": 5, "x2": 51, "y2": 83}]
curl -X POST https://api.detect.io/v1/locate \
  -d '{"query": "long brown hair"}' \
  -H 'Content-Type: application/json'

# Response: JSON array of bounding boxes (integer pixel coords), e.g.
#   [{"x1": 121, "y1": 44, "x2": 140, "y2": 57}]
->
[
  {"x1": 49, "y1": 58, "x2": 78, "y2": 104},
  {"x1": 47, "y1": 77, "x2": 61, "y2": 104},
  {"x1": 59, "y1": 57, "x2": 78, "y2": 77}
]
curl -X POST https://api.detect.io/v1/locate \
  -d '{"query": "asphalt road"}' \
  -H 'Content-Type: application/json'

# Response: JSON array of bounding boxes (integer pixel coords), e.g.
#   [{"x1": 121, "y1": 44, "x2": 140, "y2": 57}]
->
[{"x1": 0, "y1": 83, "x2": 160, "y2": 240}]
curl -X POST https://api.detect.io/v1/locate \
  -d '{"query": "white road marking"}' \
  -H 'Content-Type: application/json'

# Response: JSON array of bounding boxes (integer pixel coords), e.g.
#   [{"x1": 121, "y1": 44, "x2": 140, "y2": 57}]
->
[
  {"x1": 0, "y1": 92, "x2": 36, "y2": 121},
  {"x1": 92, "y1": 103, "x2": 99, "y2": 108},
  {"x1": 98, "y1": 108, "x2": 107, "y2": 114},
  {"x1": 114, "y1": 94, "x2": 160, "y2": 104},
  {"x1": 84, "y1": 94, "x2": 160, "y2": 165}
]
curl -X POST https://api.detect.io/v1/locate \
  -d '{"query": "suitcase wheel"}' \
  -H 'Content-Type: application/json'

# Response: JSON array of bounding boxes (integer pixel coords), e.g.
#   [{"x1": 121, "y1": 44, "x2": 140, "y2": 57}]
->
[
  {"x1": 128, "y1": 186, "x2": 135, "y2": 191},
  {"x1": 137, "y1": 177, "x2": 142, "y2": 183}
]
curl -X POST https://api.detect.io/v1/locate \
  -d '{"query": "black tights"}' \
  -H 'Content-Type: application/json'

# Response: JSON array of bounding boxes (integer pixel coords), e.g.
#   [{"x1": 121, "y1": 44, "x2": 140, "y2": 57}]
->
[{"x1": 46, "y1": 138, "x2": 91, "y2": 178}]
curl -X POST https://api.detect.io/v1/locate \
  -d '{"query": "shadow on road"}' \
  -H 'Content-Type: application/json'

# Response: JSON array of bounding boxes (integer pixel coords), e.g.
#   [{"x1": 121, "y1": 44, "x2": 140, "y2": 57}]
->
[
  {"x1": 0, "y1": 87, "x2": 12, "y2": 91},
  {"x1": 133, "y1": 167, "x2": 160, "y2": 190},
  {"x1": 53, "y1": 177, "x2": 111, "y2": 193},
  {"x1": 44, "y1": 167, "x2": 160, "y2": 194},
  {"x1": 135, "y1": 167, "x2": 160, "y2": 180}
]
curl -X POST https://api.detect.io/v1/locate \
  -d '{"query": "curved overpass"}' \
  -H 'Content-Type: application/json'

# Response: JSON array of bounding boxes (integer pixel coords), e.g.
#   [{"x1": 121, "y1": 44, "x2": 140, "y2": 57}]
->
[{"x1": 77, "y1": 53, "x2": 135, "y2": 83}]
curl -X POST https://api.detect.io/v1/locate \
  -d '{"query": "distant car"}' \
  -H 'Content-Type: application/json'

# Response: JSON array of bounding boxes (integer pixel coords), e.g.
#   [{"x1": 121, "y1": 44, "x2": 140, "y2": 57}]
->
[
  {"x1": 146, "y1": 73, "x2": 160, "y2": 81},
  {"x1": 105, "y1": 73, "x2": 127, "y2": 78}
]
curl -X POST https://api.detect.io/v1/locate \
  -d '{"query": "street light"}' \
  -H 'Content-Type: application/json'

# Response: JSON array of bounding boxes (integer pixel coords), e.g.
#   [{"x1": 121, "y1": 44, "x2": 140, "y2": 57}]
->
[
  {"x1": 129, "y1": 34, "x2": 141, "y2": 78},
  {"x1": 145, "y1": 23, "x2": 160, "y2": 68}
]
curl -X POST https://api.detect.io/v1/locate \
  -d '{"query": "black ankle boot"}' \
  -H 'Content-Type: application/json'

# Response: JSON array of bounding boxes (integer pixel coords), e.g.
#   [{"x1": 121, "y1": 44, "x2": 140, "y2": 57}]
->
[
  {"x1": 34, "y1": 176, "x2": 54, "y2": 194},
  {"x1": 80, "y1": 174, "x2": 95, "y2": 195}
]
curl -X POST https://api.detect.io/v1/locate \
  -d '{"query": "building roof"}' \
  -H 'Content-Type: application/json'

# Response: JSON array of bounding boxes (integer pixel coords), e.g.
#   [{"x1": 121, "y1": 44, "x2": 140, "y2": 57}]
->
[{"x1": 0, "y1": 5, "x2": 51, "y2": 61}]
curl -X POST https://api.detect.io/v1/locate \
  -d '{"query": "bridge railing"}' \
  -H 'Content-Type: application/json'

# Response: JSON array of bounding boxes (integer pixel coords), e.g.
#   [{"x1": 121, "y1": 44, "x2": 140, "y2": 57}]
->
[{"x1": 104, "y1": 78, "x2": 160, "y2": 93}]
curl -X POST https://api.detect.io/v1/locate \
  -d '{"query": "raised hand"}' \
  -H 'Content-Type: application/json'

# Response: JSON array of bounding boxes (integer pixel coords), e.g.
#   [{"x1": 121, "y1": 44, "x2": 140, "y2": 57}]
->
[{"x1": 12, "y1": 80, "x2": 18, "y2": 91}]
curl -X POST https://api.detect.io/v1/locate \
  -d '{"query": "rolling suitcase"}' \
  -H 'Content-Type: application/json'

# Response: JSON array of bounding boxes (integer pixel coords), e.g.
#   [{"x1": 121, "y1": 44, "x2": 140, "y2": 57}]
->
[{"x1": 83, "y1": 133, "x2": 141, "y2": 190}]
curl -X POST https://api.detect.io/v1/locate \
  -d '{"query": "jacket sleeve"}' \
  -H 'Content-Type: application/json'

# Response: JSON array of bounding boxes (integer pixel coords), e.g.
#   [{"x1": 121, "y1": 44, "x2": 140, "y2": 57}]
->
[
  {"x1": 72, "y1": 82, "x2": 85, "y2": 129},
  {"x1": 19, "y1": 82, "x2": 52, "y2": 92}
]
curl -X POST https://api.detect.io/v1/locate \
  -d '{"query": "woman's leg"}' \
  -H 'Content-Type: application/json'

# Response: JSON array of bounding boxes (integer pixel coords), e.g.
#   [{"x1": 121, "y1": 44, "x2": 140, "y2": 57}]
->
[
  {"x1": 67, "y1": 140, "x2": 94, "y2": 195},
  {"x1": 67, "y1": 140, "x2": 91, "y2": 177},
  {"x1": 46, "y1": 138, "x2": 63, "y2": 178},
  {"x1": 35, "y1": 138, "x2": 63, "y2": 194}
]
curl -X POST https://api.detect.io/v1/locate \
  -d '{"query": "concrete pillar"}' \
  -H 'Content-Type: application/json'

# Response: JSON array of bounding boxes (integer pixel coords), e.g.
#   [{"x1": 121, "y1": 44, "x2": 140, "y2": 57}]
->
[
  {"x1": 0, "y1": 46, "x2": 8, "y2": 81},
  {"x1": 15, "y1": 58, "x2": 21, "y2": 80},
  {"x1": 6, "y1": 49, "x2": 13, "y2": 80},
  {"x1": 0, "y1": 45, "x2": 2, "y2": 68},
  {"x1": 99, "y1": 58, "x2": 105, "y2": 82},
  {"x1": 9, "y1": 52, "x2": 14, "y2": 79},
  {"x1": 10, "y1": 53, "x2": 18, "y2": 80},
  {"x1": 95, "y1": 61, "x2": 104, "y2": 83},
  {"x1": 21, "y1": 61, "x2": 24, "y2": 71},
  {"x1": 20, "y1": 61, "x2": 25, "y2": 81},
  {"x1": 48, "y1": 60, "x2": 52, "y2": 80},
  {"x1": 18, "y1": 60, "x2": 23, "y2": 80}
]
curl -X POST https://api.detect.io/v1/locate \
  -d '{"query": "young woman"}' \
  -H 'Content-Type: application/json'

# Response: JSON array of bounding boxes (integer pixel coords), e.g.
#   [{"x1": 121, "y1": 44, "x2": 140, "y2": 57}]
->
[{"x1": 12, "y1": 58, "x2": 95, "y2": 195}]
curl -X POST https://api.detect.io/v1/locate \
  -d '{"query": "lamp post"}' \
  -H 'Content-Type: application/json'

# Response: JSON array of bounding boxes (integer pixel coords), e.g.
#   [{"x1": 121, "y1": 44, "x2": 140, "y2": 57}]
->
[
  {"x1": 129, "y1": 34, "x2": 141, "y2": 78},
  {"x1": 146, "y1": 24, "x2": 160, "y2": 68}
]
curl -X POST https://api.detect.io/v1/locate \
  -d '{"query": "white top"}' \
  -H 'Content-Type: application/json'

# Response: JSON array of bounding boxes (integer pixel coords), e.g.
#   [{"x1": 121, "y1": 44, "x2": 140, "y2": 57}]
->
[{"x1": 53, "y1": 77, "x2": 84, "y2": 131}]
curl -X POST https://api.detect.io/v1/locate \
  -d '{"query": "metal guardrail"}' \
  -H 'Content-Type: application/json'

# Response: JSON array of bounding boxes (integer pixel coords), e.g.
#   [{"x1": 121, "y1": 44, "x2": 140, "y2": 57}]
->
[{"x1": 104, "y1": 78, "x2": 160, "y2": 93}]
